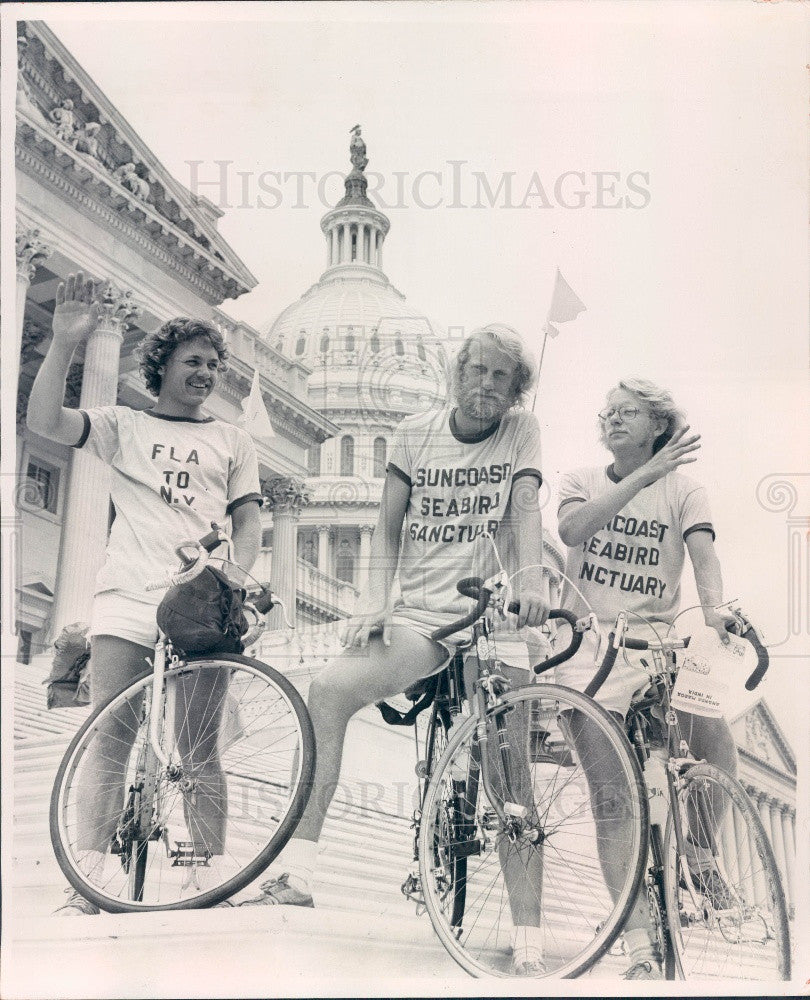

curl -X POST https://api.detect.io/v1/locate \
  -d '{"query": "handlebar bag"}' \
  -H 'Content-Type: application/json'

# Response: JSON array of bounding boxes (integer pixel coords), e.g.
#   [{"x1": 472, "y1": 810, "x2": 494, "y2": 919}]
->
[{"x1": 157, "y1": 565, "x2": 248, "y2": 656}]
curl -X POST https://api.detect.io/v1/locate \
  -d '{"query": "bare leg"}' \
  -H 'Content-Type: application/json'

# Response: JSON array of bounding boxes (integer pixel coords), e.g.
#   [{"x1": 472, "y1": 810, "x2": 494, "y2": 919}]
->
[
  {"x1": 174, "y1": 666, "x2": 230, "y2": 855},
  {"x1": 76, "y1": 636, "x2": 153, "y2": 852},
  {"x1": 294, "y1": 626, "x2": 448, "y2": 842},
  {"x1": 565, "y1": 710, "x2": 653, "y2": 940},
  {"x1": 677, "y1": 712, "x2": 737, "y2": 858}
]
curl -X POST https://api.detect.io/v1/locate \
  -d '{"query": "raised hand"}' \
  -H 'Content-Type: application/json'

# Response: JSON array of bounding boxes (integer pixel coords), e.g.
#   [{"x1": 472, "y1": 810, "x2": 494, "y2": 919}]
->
[
  {"x1": 639, "y1": 425, "x2": 701, "y2": 485},
  {"x1": 52, "y1": 272, "x2": 100, "y2": 347}
]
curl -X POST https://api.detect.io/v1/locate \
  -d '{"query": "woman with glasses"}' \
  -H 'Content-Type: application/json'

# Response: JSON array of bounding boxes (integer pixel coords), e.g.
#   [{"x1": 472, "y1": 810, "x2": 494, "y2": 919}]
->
[{"x1": 554, "y1": 377, "x2": 738, "y2": 979}]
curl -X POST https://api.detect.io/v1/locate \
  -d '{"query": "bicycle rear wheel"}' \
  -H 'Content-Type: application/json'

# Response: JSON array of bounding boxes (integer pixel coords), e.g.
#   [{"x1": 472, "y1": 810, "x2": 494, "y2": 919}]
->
[
  {"x1": 418, "y1": 683, "x2": 648, "y2": 979},
  {"x1": 663, "y1": 762, "x2": 791, "y2": 981},
  {"x1": 50, "y1": 653, "x2": 315, "y2": 912}
]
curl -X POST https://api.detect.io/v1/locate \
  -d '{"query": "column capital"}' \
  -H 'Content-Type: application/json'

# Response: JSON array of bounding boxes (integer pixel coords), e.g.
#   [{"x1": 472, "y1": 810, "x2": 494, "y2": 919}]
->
[
  {"x1": 16, "y1": 225, "x2": 52, "y2": 283},
  {"x1": 359, "y1": 524, "x2": 375, "y2": 537},
  {"x1": 261, "y1": 475, "x2": 312, "y2": 514},
  {"x1": 94, "y1": 281, "x2": 140, "y2": 333},
  {"x1": 315, "y1": 523, "x2": 333, "y2": 535}
]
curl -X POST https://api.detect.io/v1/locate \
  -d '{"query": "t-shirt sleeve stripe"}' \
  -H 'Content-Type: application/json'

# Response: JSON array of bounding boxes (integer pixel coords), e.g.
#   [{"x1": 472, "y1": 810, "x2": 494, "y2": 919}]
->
[
  {"x1": 387, "y1": 462, "x2": 412, "y2": 487},
  {"x1": 226, "y1": 492, "x2": 263, "y2": 515},
  {"x1": 683, "y1": 522, "x2": 716, "y2": 542},
  {"x1": 72, "y1": 410, "x2": 91, "y2": 449},
  {"x1": 514, "y1": 467, "x2": 542, "y2": 486},
  {"x1": 558, "y1": 496, "x2": 586, "y2": 513}
]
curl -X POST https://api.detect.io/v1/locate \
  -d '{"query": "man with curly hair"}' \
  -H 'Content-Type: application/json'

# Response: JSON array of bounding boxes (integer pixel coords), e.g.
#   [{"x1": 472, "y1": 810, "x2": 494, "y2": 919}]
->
[
  {"x1": 27, "y1": 272, "x2": 262, "y2": 915},
  {"x1": 238, "y1": 323, "x2": 550, "y2": 974}
]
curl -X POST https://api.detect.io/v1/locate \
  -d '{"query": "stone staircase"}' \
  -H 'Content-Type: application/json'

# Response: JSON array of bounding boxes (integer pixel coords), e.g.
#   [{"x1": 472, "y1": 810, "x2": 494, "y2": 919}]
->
[
  {"x1": 6, "y1": 660, "x2": 469, "y2": 997},
  {"x1": 8, "y1": 658, "x2": 787, "y2": 995}
]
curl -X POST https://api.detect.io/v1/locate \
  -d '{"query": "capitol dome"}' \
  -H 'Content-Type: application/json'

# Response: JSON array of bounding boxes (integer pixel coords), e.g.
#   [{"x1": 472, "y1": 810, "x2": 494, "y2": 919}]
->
[
  {"x1": 259, "y1": 128, "x2": 451, "y2": 623},
  {"x1": 265, "y1": 127, "x2": 449, "y2": 422}
]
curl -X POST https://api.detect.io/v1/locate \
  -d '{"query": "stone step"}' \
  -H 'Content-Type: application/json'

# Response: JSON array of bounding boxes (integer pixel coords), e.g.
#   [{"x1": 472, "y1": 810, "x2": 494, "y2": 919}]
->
[{"x1": 4, "y1": 902, "x2": 465, "y2": 998}]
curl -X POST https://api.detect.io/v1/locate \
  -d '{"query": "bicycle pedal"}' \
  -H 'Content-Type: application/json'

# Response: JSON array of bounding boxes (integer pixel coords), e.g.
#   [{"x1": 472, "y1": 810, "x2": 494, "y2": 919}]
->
[{"x1": 169, "y1": 841, "x2": 212, "y2": 867}]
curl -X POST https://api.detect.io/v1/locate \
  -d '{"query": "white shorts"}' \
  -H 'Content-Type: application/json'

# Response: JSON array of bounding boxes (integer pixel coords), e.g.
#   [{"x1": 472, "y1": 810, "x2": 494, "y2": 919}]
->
[
  {"x1": 390, "y1": 605, "x2": 541, "y2": 674},
  {"x1": 553, "y1": 628, "x2": 654, "y2": 717},
  {"x1": 89, "y1": 591, "x2": 160, "y2": 649}
]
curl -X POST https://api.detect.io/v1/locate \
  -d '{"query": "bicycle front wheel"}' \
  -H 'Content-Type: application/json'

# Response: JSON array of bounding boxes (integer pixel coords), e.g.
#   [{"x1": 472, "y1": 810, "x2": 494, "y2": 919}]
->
[
  {"x1": 50, "y1": 654, "x2": 315, "y2": 912},
  {"x1": 418, "y1": 683, "x2": 648, "y2": 979},
  {"x1": 663, "y1": 762, "x2": 791, "y2": 981}
]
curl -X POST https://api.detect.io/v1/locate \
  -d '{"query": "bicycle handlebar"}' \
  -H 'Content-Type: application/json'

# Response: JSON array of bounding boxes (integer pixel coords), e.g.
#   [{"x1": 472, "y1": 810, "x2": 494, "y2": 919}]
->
[
  {"x1": 586, "y1": 620, "x2": 769, "y2": 698},
  {"x1": 429, "y1": 577, "x2": 583, "y2": 670}
]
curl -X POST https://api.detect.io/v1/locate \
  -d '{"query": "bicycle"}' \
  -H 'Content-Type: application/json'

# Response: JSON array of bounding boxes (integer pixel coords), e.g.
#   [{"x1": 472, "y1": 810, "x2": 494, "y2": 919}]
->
[
  {"x1": 384, "y1": 571, "x2": 650, "y2": 979},
  {"x1": 50, "y1": 524, "x2": 316, "y2": 912},
  {"x1": 395, "y1": 574, "x2": 791, "y2": 981},
  {"x1": 589, "y1": 603, "x2": 791, "y2": 981}
]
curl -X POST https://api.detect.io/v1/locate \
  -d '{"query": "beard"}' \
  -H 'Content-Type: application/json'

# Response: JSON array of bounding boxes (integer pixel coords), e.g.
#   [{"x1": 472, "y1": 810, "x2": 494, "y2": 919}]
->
[{"x1": 456, "y1": 383, "x2": 512, "y2": 423}]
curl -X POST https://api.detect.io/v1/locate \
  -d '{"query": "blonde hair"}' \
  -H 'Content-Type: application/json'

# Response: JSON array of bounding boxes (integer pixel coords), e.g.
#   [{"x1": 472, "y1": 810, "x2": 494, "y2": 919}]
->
[
  {"x1": 601, "y1": 377, "x2": 686, "y2": 453},
  {"x1": 451, "y1": 324, "x2": 537, "y2": 407}
]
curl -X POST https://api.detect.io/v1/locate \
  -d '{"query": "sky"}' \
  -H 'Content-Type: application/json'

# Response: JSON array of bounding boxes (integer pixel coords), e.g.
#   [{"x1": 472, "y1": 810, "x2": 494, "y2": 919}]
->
[{"x1": 12, "y1": 1, "x2": 810, "y2": 742}]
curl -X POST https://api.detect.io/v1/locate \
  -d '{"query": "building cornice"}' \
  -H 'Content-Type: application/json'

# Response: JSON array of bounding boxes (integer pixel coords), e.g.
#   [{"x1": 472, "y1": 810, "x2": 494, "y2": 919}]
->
[
  {"x1": 16, "y1": 118, "x2": 244, "y2": 306},
  {"x1": 737, "y1": 746, "x2": 797, "y2": 788},
  {"x1": 18, "y1": 21, "x2": 257, "y2": 300}
]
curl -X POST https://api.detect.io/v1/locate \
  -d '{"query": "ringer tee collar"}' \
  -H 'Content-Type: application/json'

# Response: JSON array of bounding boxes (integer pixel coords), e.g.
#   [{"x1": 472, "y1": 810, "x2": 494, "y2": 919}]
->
[{"x1": 449, "y1": 407, "x2": 500, "y2": 444}]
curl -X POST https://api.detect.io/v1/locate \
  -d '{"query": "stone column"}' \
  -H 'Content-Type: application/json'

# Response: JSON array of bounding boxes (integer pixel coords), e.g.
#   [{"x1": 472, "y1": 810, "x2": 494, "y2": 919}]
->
[
  {"x1": 262, "y1": 476, "x2": 309, "y2": 630},
  {"x1": 316, "y1": 524, "x2": 331, "y2": 575},
  {"x1": 767, "y1": 799, "x2": 789, "y2": 908},
  {"x1": 50, "y1": 282, "x2": 139, "y2": 637},
  {"x1": 341, "y1": 224, "x2": 349, "y2": 263},
  {"x1": 750, "y1": 789, "x2": 771, "y2": 906},
  {"x1": 733, "y1": 801, "x2": 756, "y2": 906},
  {"x1": 330, "y1": 227, "x2": 338, "y2": 266},
  {"x1": 377, "y1": 230, "x2": 383, "y2": 269},
  {"x1": 781, "y1": 807, "x2": 795, "y2": 913},
  {"x1": 357, "y1": 525, "x2": 373, "y2": 595},
  {"x1": 15, "y1": 225, "x2": 52, "y2": 386}
]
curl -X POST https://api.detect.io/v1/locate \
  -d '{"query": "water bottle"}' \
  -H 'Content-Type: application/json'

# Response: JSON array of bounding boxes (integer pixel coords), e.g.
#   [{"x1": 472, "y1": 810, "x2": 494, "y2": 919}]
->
[{"x1": 644, "y1": 746, "x2": 669, "y2": 828}]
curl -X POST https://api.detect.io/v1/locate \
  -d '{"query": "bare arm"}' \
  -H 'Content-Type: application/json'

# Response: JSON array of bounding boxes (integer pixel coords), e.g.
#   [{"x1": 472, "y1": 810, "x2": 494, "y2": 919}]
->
[
  {"x1": 227, "y1": 501, "x2": 262, "y2": 587},
  {"x1": 26, "y1": 273, "x2": 99, "y2": 445},
  {"x1": 342, "y1": 469, "x2": 410, "y2": 647},
  {"x1": 503, "y1": 476, "x2": 549, "y2": 628},
  {"x1": 558, "y1": 426, "x2": 702, "y2": 547},
  {"x1": 685, "y1": 530, "x2": 734, "y2": 643}
]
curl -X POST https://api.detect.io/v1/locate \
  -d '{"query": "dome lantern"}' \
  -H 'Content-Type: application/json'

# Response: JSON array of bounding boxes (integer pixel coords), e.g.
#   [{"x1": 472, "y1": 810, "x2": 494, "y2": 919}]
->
[{"x1": 320, "y1": 126, "x2": 390, "y2": 274}]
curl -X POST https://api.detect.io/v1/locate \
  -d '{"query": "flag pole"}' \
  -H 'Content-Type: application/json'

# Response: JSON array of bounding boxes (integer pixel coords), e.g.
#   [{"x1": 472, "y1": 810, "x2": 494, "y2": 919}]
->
[{"x1": 531, "y1": 324, "x2": 549, "y2": 413}]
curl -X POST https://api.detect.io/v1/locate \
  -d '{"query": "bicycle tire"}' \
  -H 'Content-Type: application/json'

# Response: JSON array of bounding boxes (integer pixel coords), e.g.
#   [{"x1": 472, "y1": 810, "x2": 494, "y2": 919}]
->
[
  {"x1": 50, "y1": 653, "x2": 315, "y2": 912},
  {"x1": 662, "y1": 762, "x2": 790, "y2": 981},
  {"x1": 418, "y1": 683, "x2": 648, "y2": 979},
  {"x1": 422, "y1": 703, "x2": 468, "y2": 926}
]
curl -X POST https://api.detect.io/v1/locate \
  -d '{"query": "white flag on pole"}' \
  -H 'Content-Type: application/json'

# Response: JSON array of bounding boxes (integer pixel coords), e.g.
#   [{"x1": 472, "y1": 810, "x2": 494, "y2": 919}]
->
[
  {"x1": 544, "y1": 268, "x2": 586, "y2": 338},
  {"x1": 239, "y1": 368, "x2": 276, "y2": 446}
]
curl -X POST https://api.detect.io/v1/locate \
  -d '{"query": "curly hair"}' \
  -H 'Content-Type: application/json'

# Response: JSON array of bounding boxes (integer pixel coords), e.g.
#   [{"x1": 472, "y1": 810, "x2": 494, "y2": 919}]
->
[
  {"x1": 600, "y1": 377, "x2": 687, "y2": 454},
  {"x1": 137, "y1": 318, "x2": 229, "y2": 397},
  {"x1": 451, "y1": 323, "x2": 537, "y2": 407}
]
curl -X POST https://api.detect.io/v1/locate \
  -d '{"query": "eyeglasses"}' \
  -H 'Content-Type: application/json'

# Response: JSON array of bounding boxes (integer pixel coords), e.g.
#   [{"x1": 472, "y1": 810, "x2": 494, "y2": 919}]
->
[{"x1": 598, "y1": 406, "x2": 642, "y2": 422}]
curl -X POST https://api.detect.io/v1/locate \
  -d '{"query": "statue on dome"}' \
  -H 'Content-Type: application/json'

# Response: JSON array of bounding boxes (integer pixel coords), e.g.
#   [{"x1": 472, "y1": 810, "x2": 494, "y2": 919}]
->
[{"x1": 349, "y1": 124, "x2": 368, "y2": 173}]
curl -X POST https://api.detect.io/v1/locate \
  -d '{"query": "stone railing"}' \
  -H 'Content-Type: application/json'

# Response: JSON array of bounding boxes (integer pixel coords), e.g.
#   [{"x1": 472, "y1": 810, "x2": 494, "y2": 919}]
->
[
  {"x1": 253, "y1": 549, "x2": 357, "y2": 618},
  {"x1": 297, "y1": 557, "x2": 358, "y2": 616}
]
